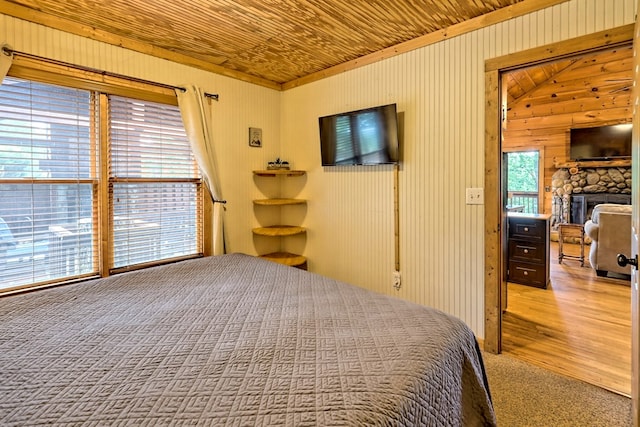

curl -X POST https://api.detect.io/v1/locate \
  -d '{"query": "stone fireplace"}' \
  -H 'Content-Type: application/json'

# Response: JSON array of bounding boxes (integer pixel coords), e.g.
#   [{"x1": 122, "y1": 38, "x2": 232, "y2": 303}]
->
[{"x1": 551, "y1": 165, "x2": 631, "y2": 228}]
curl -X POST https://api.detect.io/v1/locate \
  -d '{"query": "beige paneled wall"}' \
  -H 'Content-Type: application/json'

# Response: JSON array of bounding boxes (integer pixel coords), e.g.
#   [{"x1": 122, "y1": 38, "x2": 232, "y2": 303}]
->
[
  {"x1": 281, "y1": 0, "x2": 635, "y2": 337},
  {"x1": 0, "y1": 13, "x2": 282, "y2": 257}
]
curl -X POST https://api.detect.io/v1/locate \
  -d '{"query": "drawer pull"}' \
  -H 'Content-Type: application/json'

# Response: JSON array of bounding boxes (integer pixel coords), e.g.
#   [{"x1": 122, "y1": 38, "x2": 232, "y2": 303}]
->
[
  {"x1": 523, "y1": 271, "x2": 528, "y2": 276},
  {"x1": 523, "y1": 249, "x2": 529, "y2": 254},
  {"x1": 524, "y1": 227, "x2": 529, "y2": 232}
]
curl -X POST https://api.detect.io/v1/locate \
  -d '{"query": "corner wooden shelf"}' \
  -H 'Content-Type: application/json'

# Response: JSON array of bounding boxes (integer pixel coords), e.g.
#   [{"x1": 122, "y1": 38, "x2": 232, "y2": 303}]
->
[
  {"x1": 253, "y1": 198, "x2": 306, "y2": 206},
  {"x1": 253, "y1": 169, "x2": 305, "y2": 177},
  {"x1": 252, "y1": 169, "x2": 307, "y2": 269},
  {"x1": 259, "y1": 251, "x2": 307, "y2": 268},
  {"x1": 252, "y1": 225, "x2": 306, "y2": 236}
]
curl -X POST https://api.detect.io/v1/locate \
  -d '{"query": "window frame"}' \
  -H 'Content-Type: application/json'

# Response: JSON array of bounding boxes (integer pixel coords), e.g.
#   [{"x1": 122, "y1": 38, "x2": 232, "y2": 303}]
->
[
  {"x1": 503, "y1": 146, "x2": 545, "y2": 215},
  {"x1": 2, "y1": 54, "x2": 210, "y2": 291}
]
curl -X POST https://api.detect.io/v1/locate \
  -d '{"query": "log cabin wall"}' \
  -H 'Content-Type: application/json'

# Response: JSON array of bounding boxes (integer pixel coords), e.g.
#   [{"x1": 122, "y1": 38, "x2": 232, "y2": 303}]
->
[{"x1": 502, "y1": 45, "x2": 633, "y2": 216}]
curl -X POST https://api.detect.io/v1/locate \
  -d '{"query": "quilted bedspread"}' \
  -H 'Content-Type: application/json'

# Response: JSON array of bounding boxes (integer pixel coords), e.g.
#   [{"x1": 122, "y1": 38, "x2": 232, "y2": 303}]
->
[{"x1": 0, "y1": 253, "x2": 496, "y2": 426}]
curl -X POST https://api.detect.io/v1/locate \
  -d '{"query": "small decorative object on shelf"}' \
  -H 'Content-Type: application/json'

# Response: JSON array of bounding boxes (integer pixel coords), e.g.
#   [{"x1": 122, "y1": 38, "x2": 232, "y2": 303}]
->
[{"x1": 267, "y1": 158, "x2": 290, "y2": 170}]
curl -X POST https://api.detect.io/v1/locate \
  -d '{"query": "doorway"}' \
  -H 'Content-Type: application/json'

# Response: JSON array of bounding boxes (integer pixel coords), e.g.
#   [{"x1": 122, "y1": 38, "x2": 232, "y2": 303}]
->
[
  {"x1": 500, "y1": 48, "x2": 633, "y2": 394},
  {"x1": 483, "y1": 25, "x2": 635, "y2": 390}
]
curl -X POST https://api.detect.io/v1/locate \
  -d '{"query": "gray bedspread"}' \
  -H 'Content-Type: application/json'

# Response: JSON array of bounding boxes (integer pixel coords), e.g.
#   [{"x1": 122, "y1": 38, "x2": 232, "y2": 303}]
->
[{"x1": 0, "y1": 253, "x2": 496, "y2": 426}]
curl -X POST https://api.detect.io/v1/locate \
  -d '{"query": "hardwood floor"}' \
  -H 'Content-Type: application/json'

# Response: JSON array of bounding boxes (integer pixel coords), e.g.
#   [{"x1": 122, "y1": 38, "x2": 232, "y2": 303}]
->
[{"x1": 502, "y1": 240, "x2": 632, "y2": 396}]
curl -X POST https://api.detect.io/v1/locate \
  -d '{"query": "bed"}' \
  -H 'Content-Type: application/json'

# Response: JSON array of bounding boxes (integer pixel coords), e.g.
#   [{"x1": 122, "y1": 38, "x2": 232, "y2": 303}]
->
[{"x1": 0, "y1": 253, "x2": 496, "y2": 426}]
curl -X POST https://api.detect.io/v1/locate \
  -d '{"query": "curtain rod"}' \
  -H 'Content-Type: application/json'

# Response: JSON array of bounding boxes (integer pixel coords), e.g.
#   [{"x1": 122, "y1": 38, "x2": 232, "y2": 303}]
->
[{"x1": 1, "y1": 45, "x2": 219, "y2": 101}]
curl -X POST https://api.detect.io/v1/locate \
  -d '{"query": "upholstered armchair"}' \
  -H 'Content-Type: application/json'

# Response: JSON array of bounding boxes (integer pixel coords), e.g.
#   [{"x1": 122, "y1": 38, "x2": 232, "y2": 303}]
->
[{"x1": 584, "y1": 203, "x2": 632, "y2": 278}]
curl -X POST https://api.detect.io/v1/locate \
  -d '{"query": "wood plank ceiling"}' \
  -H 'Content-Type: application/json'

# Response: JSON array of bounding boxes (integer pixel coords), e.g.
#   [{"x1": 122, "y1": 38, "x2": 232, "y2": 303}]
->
[
  {"x1": 0, "y1": 0, "x2": 536, "y2": 88},
  {"x1": 505, "y1": 46, "x2": 633, "y2": 120}
]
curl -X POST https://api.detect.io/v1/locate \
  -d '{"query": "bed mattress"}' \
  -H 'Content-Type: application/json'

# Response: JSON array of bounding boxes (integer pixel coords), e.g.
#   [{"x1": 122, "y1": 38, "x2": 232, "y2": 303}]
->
[{"x1": 0, "y1": 253, "x2": 495, "y2": 425}]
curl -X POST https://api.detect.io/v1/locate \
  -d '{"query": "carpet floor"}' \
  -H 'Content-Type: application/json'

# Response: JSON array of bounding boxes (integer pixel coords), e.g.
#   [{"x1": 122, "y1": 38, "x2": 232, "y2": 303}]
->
[{"x1": 482, "y1": 352, "x2": 632, "y2": 426}]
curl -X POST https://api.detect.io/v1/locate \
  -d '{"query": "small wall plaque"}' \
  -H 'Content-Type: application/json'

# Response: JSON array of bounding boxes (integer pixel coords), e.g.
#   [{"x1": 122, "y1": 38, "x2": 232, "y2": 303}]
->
[{"x1": 249, "y1": 127, "x2": 262, "y2": 147}]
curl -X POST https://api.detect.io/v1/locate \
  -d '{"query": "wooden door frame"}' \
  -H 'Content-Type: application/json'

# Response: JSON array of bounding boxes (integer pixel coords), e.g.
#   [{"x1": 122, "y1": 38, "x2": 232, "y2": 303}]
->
[
  {"x1": 630, "y1": 1, "x2": 640, "y2": 422},
  {"x1": 483, "y1": 24, "x2": 635, "y2": 354}
]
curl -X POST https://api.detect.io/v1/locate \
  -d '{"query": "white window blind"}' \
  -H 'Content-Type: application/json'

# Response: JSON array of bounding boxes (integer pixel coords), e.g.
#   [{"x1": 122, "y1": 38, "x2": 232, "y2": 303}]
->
[
  {"x1": 335, "y1": 112, "x2": 385, "y2": 164},
  {"x1": 0, "y1": 77, "x2": 97, "y2": 290},
  {"x1": 335, "y1": 115, "x2": 354, "y2": 163},
  {"x1": 109, "y1": 96, "x2": 202, "y2": 270},
  {"x1": 0, "y1": 73, "x2": 202, "y2": 293}
]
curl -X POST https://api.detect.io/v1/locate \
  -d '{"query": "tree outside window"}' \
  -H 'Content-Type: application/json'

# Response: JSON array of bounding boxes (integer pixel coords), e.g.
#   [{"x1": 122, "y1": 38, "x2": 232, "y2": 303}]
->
[{"x1": 506, "y1": 151, "x2": 539, "y2": 214}]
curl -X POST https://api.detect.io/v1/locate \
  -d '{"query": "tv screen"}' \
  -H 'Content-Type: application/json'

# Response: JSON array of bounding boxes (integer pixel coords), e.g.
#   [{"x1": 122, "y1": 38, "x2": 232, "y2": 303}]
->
[
  {"x1": 569, "y1": 124, "x2": 632, "y2": 161},
  {"x1": 319, "y1": 103, "x2": 399, "y2": 166}
]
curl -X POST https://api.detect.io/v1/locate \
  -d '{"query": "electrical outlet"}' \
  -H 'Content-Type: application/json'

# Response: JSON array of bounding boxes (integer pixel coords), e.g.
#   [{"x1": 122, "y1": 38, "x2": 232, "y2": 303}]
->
[
  {"x1": 393, "y1": 271, "x2": 401, "y2": 290},
  {"x1": 465, "y1": 188, "x2": 484, "y2": 205}
]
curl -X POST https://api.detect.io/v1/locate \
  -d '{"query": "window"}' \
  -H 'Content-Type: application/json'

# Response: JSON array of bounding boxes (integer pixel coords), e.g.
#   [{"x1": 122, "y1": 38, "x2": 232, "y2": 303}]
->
[
  {"x1": 0, "y1": 74, "x2": 202, "y2": 293},
  {"x1": 0, "y1": 78, "x2": 98, "y2": 289},
  {"x1": 109, "y1": 96, "x2": 201, "y2": 271},
  {"x1": 506, "y1": 150, "x2": 540, "y2": 214}
]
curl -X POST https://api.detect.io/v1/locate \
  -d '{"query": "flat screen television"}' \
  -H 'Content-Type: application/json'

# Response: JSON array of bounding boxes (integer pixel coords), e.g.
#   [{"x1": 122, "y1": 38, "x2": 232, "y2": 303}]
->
[
  {"x1": 569, "y1": 124, "x2": 632, "y2": 161},
  {"x1": 319, "y1": 103, "x2": 399, "y2": 166}
]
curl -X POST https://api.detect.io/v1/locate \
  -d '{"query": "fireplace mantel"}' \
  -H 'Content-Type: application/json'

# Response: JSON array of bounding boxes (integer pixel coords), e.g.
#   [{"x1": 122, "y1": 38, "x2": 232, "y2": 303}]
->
[{"x1": 553, "y1": 157, "x2": 631, "y2": 169}]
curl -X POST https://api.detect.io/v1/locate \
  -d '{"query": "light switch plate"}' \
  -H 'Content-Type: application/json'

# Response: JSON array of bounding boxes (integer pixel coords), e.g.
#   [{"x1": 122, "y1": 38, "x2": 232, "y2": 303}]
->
[{"x1": 466, "y1": 188, "x2": 484, "y2": 205}]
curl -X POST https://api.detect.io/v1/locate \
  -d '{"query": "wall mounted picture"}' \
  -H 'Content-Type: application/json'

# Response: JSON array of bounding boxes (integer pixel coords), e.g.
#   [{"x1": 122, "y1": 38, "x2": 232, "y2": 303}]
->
[{"x1": 249, "y1": 127, "x2": 262, "y2": 147}]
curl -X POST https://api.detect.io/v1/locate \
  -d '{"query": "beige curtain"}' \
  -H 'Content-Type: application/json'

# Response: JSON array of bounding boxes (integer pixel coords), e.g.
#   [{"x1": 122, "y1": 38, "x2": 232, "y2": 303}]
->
[
  {"x1": 0, "y1": 45, "x2": 13, "y2": 83},
  {"x1": 176, "y1": 85, "x2": 226, "y2": 255}
]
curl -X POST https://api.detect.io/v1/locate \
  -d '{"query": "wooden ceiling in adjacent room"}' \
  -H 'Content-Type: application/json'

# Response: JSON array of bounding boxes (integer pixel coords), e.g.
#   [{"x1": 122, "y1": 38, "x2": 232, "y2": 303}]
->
[
  {"x1": 504, "y1": 45, "x2": 633, "y2": 128},
  {"x1": 0, "y1": 0, "x2": 569, "y2": 89},
  {"x1": 505, "y1": 47, "x2": 633, "y2": 108}
]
